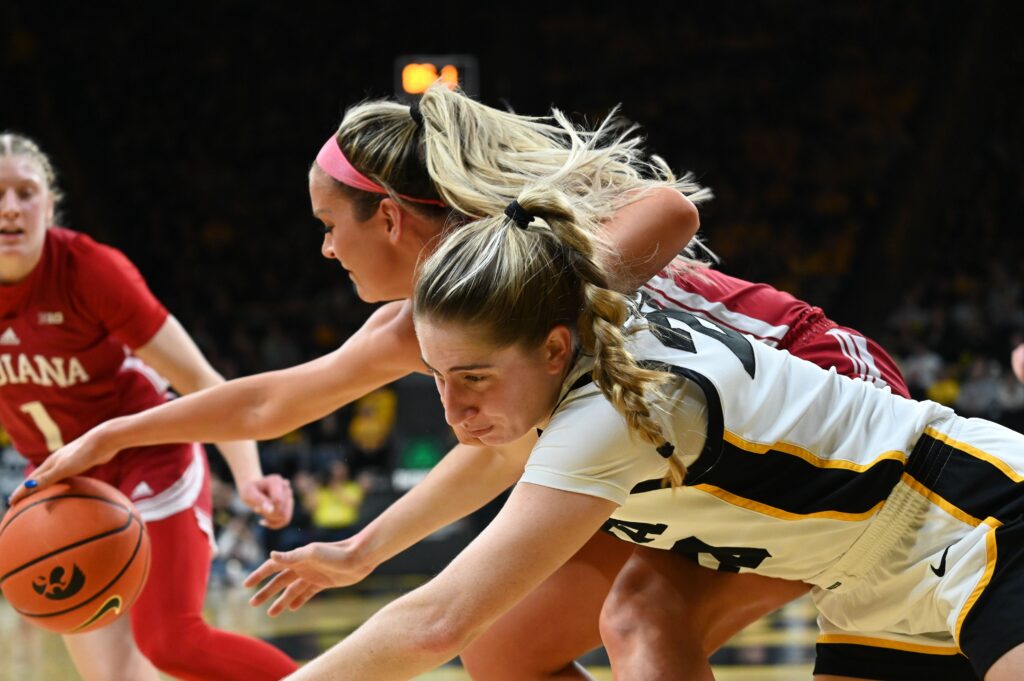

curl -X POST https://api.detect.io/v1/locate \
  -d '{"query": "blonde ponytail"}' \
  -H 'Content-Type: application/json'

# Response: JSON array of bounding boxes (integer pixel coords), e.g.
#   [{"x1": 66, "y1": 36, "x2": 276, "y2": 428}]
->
[
  {"x1": 415, "y1": 181, "x2": 688, "y2": 486},
  {"x1": 323, "y1": 86, "x2": 711, "y2": 275}
]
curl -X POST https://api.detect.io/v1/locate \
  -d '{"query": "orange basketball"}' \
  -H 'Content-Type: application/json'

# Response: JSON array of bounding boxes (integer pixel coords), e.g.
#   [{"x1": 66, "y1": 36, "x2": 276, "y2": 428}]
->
[{"x1": 0, "y1": 476, "x2": 151, "y2": 634}]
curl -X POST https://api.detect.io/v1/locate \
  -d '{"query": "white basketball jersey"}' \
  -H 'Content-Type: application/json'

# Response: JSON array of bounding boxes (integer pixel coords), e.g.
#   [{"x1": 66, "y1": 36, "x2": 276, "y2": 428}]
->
[{"x1": 521, "y1": 308, "x2": 952, "y2": 586}]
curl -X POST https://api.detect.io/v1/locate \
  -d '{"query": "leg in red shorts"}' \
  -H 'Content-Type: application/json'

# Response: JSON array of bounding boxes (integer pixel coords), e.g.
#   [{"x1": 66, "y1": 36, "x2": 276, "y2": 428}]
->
[
  {"x1": 119, "y1": 444, "x2": 298, "y2": 681},
  {"x1": 792, "y1": 323, "x2": 910, "y2": 398}
]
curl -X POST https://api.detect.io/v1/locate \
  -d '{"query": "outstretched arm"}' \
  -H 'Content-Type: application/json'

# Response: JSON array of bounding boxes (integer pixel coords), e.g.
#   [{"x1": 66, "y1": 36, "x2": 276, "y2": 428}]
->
[
  {"x1": 13, "y1": 300, "x2": 422, "y2": 502},
  {"x1": 246, "y1": 432, "x2": 537, "y2": 615},
  {"x1": 263, "y1": 482, "x2": 616, "y2": 681}
]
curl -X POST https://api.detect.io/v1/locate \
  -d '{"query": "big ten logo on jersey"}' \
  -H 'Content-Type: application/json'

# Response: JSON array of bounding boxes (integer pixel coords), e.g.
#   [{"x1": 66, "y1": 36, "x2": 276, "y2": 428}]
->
[
  {"x1": 0, "y1": 354, "x2": 89, "y2": 387},
  {"x1": 37, "y1": 312, "x2": 64, "y2": 325}
]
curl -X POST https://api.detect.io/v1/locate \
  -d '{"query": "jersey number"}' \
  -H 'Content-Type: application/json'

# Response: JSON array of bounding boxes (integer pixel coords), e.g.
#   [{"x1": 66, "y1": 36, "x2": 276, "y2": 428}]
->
[
  {"x1": 671, "y1": 537, "x2": 771, "y2": 572},
  {"x1": 601, "y1": 518, "x2": 668, "y2": 544},
  {"x1": 646, "y1": 308, "x2": 756, "y2": 378},
  {"x1": 19, "y1": 401, "x2": 65, "y2": 452}
]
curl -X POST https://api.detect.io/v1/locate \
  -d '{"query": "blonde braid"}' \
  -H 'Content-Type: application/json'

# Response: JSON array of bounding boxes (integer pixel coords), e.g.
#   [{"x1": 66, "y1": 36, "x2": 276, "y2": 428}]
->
[{"x1": 517, "y1": 187, "x2": 688, "y2": 486}]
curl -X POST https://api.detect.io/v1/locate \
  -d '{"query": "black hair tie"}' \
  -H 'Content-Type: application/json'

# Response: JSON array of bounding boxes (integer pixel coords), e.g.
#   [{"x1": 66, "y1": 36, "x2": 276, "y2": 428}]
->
[
  {"x1": 504, "y1": 200, "x2": 534, "y2": 229},
  {"x1": 409, "y1": 101, "x2": 424, "y2": 128},
  {"x1": 656, "y1": 442, "x2": 675, "y2": 458}
]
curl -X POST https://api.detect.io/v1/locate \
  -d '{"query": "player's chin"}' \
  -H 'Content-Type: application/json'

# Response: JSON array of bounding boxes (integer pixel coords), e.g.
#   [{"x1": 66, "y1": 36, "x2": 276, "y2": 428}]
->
[
  {"x1": 453, "y1": 430, "x2": 486, "y2": 447},
  {"x1": 451, "y1": 425, "x2": 497, "y2": 447}
]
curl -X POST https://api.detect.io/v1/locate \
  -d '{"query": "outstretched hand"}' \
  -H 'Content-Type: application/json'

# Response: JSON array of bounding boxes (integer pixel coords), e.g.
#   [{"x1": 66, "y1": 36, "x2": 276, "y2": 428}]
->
[
  {"x1": 244, "y1": 542, "x2": 375, "y2": 617},
  {"x1": 8, "y1": 432, "x2": 116, "y2": 505}
]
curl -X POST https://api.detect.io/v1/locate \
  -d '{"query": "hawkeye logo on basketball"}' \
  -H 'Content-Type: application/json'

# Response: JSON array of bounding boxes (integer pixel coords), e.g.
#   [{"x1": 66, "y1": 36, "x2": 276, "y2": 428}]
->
[
  {"x1": 0, "y1": 354, "x2": 90, "y2": 387},
  {"x1": 32, "y1": 564, "x2": 86, "y2": 601}
]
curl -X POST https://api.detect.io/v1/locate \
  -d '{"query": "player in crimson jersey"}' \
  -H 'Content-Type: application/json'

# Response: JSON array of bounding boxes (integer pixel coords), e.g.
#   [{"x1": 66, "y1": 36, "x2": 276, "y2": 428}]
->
[
  {"x1": 20, "y1": 89, "x2": 907, "y2": 680},
  {"x1": 643, "y1": 267, "x2": 906, "y2": 396},
  {"x1": 0, "y1": 133, "x2": 298, "y2": 681}
]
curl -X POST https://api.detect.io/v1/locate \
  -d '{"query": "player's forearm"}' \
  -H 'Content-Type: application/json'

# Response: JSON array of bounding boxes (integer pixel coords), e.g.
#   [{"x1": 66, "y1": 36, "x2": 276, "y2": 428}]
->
[
  {"x1": 602, "y1": 186, "x2": 700, "y2": 292},
  {"x1": 284, "y1": 593, "x2": 461, "y2": 680},
  {"x1": 97, "y1": 313, "x2": 420, "y2": 454},
  {"x1": 216, "y1": 439, "x2": 264, "y2": 487},
  {"x1": 119, "y1": 302, "x2": 418, "y2": 452},
  {"x1": 92, "y1": 358, "x2": 396, "y2": 454},
  {"x1": 172, "y1": 368, "x2": 266, "y2": 486},
  {"x1": 346, "y1": 441, "x2": 528, "y2": 571}
]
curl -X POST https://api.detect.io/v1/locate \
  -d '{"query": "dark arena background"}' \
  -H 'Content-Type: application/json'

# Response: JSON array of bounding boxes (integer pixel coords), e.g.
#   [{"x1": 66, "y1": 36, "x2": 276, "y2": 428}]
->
[{"x1": 1, "y1": 2, "x2": 1022, "y2": 679}]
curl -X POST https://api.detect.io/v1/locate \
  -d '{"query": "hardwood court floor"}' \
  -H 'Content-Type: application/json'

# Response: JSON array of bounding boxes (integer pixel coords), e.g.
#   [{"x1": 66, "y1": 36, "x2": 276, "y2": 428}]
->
[{"x1": 0, "y1": 575, "x2": 816, "y2": 680}]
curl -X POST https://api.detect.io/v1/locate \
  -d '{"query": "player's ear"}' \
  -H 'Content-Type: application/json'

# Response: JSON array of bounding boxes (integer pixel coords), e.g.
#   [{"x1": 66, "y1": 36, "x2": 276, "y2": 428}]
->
[
  {"x1": 542, "y1": 325, "x2": 574, "y2": 374},
  {"x1": 379, "y1": 198, "x2": 404, "y2": 245},
  {"x1": 44, "y1": 193, "x2": 55, "y2": 225}
]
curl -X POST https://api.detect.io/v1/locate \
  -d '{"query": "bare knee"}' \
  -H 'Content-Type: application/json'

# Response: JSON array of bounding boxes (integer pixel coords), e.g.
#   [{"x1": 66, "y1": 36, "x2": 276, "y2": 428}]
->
[{"x1": 599, "y1": 568, "x2": 649, "y2": 647}]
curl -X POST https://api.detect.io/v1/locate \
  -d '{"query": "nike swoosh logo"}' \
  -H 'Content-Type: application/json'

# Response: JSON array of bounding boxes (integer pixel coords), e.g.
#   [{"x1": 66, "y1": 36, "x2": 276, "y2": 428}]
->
[{"x1": 931, "y1": 545, "x2": 952, "y2": 577}]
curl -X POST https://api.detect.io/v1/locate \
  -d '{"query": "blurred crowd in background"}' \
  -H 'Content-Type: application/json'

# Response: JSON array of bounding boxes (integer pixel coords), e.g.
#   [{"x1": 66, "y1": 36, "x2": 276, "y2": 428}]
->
[{"x1": 2, "y1": 2, "x2": 1020, "y2": 580}]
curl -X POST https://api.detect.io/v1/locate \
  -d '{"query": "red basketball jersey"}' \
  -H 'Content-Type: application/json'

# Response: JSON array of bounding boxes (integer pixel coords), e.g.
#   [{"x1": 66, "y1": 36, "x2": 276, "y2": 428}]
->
[
  {"x1": 0, "y1": 228, "x2": 170, "y2": 465},
  {"x1": 643, "y1": 267, "x2": 909, "y2": 397},
  {"x1": 643, "y1": 268, "x2": 813, "y2": 348}
]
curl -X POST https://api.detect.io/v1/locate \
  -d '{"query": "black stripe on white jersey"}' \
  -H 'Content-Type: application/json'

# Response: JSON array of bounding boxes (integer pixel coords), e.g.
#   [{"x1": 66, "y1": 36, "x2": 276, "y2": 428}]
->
[
  {"x1": 631, "y1": 441, "x2": 904, "y2": 518},
  {"x1": 908, "y1": 433, "x2": 1024, "y2": 524},
  {"x1": 629, "y1": 364, "x2": 905, "y2": 516},
  {"x1": 695, "y1": 441, "x2": 904, "y2": 516},
  {"x1": 637, "y1": 360, "x2": 725, "y2": 484}
]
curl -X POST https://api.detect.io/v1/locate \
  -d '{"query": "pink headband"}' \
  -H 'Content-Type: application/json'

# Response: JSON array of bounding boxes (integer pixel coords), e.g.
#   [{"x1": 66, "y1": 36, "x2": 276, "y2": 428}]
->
[{"x1": 316, "y1": 136, "x2": 447, "y2": 207}]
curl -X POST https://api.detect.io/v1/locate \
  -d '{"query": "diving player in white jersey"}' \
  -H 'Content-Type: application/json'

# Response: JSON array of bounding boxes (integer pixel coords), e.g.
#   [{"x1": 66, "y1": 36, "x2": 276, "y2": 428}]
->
[{"x1": 247, "y1": 183, "x2": 1022, "y2": 681}]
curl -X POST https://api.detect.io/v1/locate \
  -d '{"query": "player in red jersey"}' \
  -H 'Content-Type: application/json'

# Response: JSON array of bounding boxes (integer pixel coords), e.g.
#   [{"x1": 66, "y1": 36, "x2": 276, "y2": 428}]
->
[
  {"x1": 643, "y1": 268, "x2": 906, "y2": 396},
  {"x1": 0, "y1": 133, "x2": 298, "y2": 681},
  {"x1": 18, "y1": 88, "x2": 906, "y2": 680}
]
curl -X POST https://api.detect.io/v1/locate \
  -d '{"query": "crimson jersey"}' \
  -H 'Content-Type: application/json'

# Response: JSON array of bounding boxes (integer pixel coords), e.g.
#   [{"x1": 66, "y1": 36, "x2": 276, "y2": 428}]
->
[
  {"x1": 0, "y1": 227, "x2": 169, "y2": 465},
  {"x1": 642, "y1": 268, "x2": 909, "y2": 398}
]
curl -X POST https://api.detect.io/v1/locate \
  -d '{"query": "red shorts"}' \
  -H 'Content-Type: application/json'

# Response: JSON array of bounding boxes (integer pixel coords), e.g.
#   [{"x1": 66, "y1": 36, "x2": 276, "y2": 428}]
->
[
  {"x1": 785, "y1": 315, "x2": 910, "y2": 399},
  {"x1": 83, "y1": 441, "x2": 214, "y2": 524}
]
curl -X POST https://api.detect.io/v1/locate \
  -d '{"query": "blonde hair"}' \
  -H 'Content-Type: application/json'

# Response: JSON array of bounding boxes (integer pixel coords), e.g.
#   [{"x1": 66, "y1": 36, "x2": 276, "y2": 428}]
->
[
  {"x1": 326, "y1": 85, "x2": 711, "y2": 270},
  {"x1": 414, "y1": 182, "x2": 688, "y2": 487},
  {"x1": 0, "y1": 132, "x2": 64, "y2": 209}
]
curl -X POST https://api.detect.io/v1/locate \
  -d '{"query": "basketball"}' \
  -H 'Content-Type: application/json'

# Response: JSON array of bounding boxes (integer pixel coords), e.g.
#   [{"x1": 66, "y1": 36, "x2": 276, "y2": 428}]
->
[{"x1": 0, "y1": 476, "x2": 151, "y2": 634}]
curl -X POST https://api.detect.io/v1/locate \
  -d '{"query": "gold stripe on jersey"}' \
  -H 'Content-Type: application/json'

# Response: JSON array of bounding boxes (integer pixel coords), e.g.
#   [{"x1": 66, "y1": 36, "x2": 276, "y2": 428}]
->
[
  {"x1": 817, "y1": 634, "x2": 962, "y2": 656},
  {"x1": 955, "y1": 521, "x2": 1000, "y2": 644},
  {"x1": 901, "y1": 473, "x2": 988, "y2": 527},
  {"x1": 925, "y1": 426, "x2": 1024, "y2": 483},
  {"x1": 693, "y1": 483, "x2": 886, "y2": 522},
  {"x1": 723, "y1": 431, "x2": 908, "y2": 472}
]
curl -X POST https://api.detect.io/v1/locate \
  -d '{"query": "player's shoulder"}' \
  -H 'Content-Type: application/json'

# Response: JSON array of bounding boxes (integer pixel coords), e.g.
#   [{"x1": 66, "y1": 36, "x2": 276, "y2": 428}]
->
[
  {"x1": 47, "y1": 227, "x2": 113, "y2": 264},
  {"x1": 53, "y1": 227, "x2": 121, "y2": 260},
  {"x1": 55, "y1": 227, "x2": 142, "y2": 280}
]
